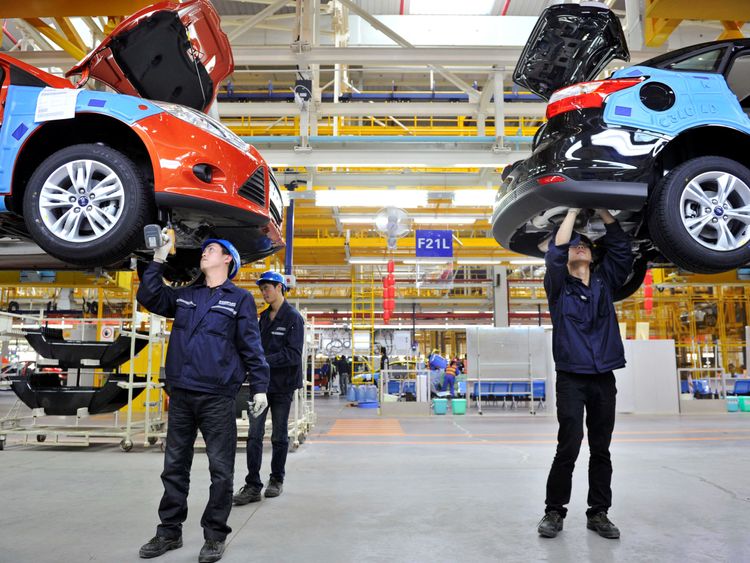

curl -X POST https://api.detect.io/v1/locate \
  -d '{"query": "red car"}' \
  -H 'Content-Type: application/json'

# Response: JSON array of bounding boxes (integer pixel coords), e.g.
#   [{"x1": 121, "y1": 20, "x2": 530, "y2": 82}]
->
[{"x1": 0, "y1": 0, "x2": 283, "y2": 281}]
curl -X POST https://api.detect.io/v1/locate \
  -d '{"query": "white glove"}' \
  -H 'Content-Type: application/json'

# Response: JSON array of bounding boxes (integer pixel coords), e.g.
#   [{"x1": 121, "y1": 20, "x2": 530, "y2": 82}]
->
[
  {"x1": 250, "y1": 393, "x2": 268, "y2": 418},
  {"x1": 153, "y1": 228, "x2": 173, "y2": 262}
]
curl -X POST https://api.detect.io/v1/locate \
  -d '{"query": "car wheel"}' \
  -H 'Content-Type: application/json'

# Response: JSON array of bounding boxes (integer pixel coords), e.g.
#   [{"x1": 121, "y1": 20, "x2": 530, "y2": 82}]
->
[
  {"x1": 612, "y1": 251, "x2": 649, "y2": 302},
  {"x1": 648, "y1": 156, "x2": 750, "y2": 273},
  {"x1": 23, "y1": 144, "x2": 153, "y2": 267}
]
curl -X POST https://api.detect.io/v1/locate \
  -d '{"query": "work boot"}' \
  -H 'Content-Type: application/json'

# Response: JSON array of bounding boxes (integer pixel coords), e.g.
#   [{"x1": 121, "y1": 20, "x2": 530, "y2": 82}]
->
[
  {"x1": 233, "y1": 484, "x2": 262, "y2": 505},
  {"x1": 587, "y1": 512, "x2": 621, "y2": 539},
  {"x1": 138, "y1": 535, "x2": 183, "y2": 558},
  {"x1": 264, "y1": 478, "x2": 283, "y2": 498},
  {"x1": 198, "y1": 539, "x2": 225, "y2": 563},
  {"x1": 537, "y1": 511, "x2": 564, "y2": 538}
]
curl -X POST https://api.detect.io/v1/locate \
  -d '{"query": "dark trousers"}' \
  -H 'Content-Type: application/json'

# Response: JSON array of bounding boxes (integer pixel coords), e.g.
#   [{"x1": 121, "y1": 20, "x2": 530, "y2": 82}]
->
[
  {"x1": 545, "y1": 371, "x2": 617, "y2": 518},
  {"x1": 244, "y1": 391, "x2": 294, "y2": 490},
  {"x1": 339, "y1": 372, "x2": 350, "y2": 395},
  {"x1": 157, "y1": 388, "x2": 237, "y2": 541},
  {"x1": 444, "y1": 374, "x2": 455, "y2": 396}
]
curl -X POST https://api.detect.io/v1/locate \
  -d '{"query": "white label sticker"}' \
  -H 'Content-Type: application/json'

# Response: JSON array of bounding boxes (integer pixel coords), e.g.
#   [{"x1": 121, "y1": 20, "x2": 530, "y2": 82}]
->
[{"x1": 35, "y1": 88, "x2": 81, "y2": 122}]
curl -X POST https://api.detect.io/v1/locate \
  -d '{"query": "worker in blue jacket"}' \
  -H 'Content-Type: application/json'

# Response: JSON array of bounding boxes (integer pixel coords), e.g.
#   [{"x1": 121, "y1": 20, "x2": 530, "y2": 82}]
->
[
  {"x1": 137, "y1": 233, "x2": 269, "y2": 563},
  {"x1": 233, "y1": 271, "x2": 305, "y2": 505},
  {"x1": 537, "y1": 209, "x2": 632, "y2": 541}
]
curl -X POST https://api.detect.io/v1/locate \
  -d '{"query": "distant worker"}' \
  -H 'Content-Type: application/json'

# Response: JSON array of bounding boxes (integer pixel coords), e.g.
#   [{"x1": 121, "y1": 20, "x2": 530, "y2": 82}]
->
[
  {"x1": 337, "y1": 354, "x2": 351, "y2": 396},
  {"x1": 137, "y1": 234, "x2": 269, "y2": 563},
  {"x1": 234, "y1": 271, "x2": 305, "y2": 505},
  {"x1": 443, "y1": 360, "x2": 459, "y2": 397},
  {"x1": 537, "y1": 208, "x2": 632, "y2": 541}
]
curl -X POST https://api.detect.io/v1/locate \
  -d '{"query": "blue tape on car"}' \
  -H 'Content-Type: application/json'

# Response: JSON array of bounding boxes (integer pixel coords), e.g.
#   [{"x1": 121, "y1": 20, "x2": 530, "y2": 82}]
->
[
  {"x1": 614, "y1": 106, "x2": 632, "y2": 117},
  {"x1": 11, "y1": 123, "x2": 28, "y2": 140},
  {"x1": 88, "y1": 99, "x2": 106, "y2": 107}
]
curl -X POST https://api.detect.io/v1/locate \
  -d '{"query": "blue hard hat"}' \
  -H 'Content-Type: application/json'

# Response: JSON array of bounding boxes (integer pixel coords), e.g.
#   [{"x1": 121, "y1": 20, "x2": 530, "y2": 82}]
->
[
  {"x1": 257, "y1": 270, "x2": 287, "y2": 290},
  {"x1": 201, "y1": 238, "x2": 241, "y2": 279}
]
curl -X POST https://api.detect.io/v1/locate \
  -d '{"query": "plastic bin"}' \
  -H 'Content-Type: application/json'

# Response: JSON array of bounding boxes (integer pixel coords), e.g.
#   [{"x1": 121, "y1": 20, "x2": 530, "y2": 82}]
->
[
  {"x1": 356, "y1": 385, "x2": 367, "y2": 403},
  {"x1": 739, "y1": 396, "x2": 750, "y2": 412},
  {"x1": 433, "y1": 398, "x2": 448, "y2": 415},
  {"x1": 346, "y1": 386, "x2": 357, "y2": 402},
  {"x1": 365, "y1": 384, "x2": 378, "y2": 403},
  {"x1": 727, "y1": 397, "x2": 739, "y2": 412},
  {"x1": 451, "y1": 398, "x2": 467, "y2": 415}
]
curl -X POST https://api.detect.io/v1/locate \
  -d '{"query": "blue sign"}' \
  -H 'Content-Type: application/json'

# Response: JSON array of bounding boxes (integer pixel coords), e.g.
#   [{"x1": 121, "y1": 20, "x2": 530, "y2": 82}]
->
[{"x1": 415, "y1": 229, "x2": 453, "y2": 258}]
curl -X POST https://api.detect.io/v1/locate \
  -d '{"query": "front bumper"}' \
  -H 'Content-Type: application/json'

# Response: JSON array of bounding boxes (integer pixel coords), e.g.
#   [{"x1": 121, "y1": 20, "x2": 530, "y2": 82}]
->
[{"x1": 132, "y1": 112, "x2": 284, "y2": 259}]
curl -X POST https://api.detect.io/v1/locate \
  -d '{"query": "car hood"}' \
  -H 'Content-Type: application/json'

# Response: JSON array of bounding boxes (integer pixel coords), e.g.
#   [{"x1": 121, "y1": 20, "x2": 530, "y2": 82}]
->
[
  {"x1": 513, "y1": 3, "x2": 629, "y2": 101},
  {"x1": 67, "y1": 0, "x2": 232, "y2": 112}
]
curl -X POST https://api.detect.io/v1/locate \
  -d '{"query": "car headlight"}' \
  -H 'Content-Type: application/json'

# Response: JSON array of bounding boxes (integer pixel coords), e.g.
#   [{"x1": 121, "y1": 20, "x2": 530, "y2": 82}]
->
[{"x1": 152, "y1": 101, "x2": 249, "y2": 152}]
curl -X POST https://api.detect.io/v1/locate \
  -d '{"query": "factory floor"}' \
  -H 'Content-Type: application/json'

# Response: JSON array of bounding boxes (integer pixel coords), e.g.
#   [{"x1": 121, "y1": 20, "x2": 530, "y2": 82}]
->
[{"x1": 0, "y1": 392, "x2": 748, "y2": 563}]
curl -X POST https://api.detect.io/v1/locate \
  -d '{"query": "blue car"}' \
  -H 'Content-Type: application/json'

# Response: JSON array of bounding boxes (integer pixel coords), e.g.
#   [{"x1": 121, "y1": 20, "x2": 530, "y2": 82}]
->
[{"x1": 492, "y1": 4, "x2": 750, "y2": 295}]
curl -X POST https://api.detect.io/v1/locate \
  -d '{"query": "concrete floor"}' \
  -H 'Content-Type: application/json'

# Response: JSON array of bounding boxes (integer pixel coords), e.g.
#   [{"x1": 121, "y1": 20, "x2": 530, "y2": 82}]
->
[{"x1": 0, "y1": 392, "x2": 749, "y2": 563}]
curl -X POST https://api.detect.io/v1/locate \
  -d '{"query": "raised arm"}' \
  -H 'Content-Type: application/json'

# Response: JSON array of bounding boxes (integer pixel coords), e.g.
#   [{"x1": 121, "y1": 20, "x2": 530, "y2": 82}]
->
[
  {"x1": 595, "y1": 209, "x2": 634, "y2": 290},
  {"x1": 545, "y1": 208, "x2": 580, "y2": 301}
]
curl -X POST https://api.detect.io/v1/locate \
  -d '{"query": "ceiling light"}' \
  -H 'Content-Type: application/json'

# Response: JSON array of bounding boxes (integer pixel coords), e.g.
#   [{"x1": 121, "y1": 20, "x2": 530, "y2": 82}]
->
[
  {"x1": 456, "y1": 258, "x2": 502, "y2": 265},
  {"x1": 402, "y1": 259, "x2": 452, "y2": 265},
  {"x1": 509, "y1": 258, "x2": 546, "y2": 265},
  {"x1": 316, "y1": 190, "x2": 428, "y2": 208},
  {"x1": 453, "y1": 189, "x2": 497, "y2": 206},
  {"x1": 412, "y1": 216, "x2": 478, "y2": 225},
  {"x1": 348, "y1": 257, "x2": 389, "y2": 264},
  {"x1": 339, "y1": 216, "x2": 374, "y2": 224}
]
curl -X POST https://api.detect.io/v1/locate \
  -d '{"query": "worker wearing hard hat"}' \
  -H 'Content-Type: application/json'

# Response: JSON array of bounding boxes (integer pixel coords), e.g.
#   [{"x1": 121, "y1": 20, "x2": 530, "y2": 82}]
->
[
  {"x1": 234, "y1": 270, "x2": 305, "y2": 505},
  {"x1": 537, "y1": 209, "x2": 632, "y2": 541},
  {"x1": 137, "y1": 234, "x2": 270, "y2": 563}
]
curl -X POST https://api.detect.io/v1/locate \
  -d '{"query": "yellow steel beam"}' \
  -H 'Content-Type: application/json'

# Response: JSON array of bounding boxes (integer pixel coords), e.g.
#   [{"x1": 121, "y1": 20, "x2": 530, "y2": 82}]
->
[
  {"x1": 644, "y1": 16, "x2": 682, "y2": 47},
  {"x1": 718, "y1": 21, "x2": 745, "y2": 40},
  {"x1": 0, "y1": 1, "x2": 153, "y2": 17},
  {"x1": 24, "y1": 18, "x2": 86, "y2": 60},
  {"x1": 646, "y1": 0, "x2": 750, "y2": 21},
  {"x1": 54, "y1": 17, "x2": 87, "y2": 54}
]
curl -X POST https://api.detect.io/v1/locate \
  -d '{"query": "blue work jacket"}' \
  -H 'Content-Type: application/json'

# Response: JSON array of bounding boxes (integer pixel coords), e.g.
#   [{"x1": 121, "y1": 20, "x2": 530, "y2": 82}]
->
[
  {"x1": 544, "y1": 222, "x2": 633, "y2": 374},
  {"x1": 259, "y1": 299, "x2": 305, "y2": 393},
  {"x1": 136, "y1": 262, "x2": 270, "y2": 397}
]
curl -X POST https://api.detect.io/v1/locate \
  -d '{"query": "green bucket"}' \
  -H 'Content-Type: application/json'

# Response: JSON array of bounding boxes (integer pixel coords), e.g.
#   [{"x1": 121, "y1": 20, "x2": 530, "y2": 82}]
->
[
  {"x1": 451, "y1": 398, "x2": 467, "y2": 415},
  {"x1": 739, "y1": 397, "x2": 750, "y2": 412},
  {"x1": 433, "y1": 398, "x2": 448, "y2": 415}
]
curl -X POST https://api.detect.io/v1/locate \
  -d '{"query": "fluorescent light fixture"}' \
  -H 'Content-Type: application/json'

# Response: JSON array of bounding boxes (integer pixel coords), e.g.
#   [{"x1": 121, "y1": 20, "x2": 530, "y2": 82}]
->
[
  {"x1": 402, "y1": 259, "x2": 452, "y2": 265},
  {"x1": 348, "y1": 257, "x2": 389, "y2": 264},
  {"x1": 410, "y1": 0, "x2": 495, "y2": 15},
  {"x1": 509, "y1": 258, "x2": 546, "y2": 265},
  {"x1": 412, "y1": 216, "x2": 478, "y2": 225},
  {"x1": 316, "y1": 190, "x2": 428, "y2": 208},
  {"x1": 339, "y1": 216, "x2": 374, "y2": 224},
  {"x1": 456, "y1": 258, "x2": 501, "y2": 265},
  {"x1": 453, "y1": 189, "x2": 497, "y2": 206}
]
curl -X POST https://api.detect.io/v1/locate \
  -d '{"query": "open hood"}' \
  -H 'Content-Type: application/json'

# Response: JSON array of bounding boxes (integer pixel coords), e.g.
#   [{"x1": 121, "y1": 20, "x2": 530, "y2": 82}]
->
[
  {"x1": 67, "y1": 0, "x2": 232, "y2": 112},
  {"x1": 512, "y1": 3, "x2": 629, "y2": 101}
]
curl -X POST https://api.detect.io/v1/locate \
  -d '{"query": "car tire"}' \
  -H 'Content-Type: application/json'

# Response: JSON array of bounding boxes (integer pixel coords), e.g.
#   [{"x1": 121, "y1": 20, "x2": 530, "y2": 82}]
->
[
  {"x1": 23, "y1": 144, "x2": 153, "y2": 267},
  {"x1": 612, "y1": 251, "x2": 649, "y2": 302},
  {"x1": 648, "y1": 156, "x2": 750, "y2": 273}
]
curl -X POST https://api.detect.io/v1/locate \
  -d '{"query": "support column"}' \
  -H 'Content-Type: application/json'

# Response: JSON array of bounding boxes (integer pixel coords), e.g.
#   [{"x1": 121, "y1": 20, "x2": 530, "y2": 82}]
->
[
  {"x1": 493, "y1": 70, "x2": 504, "y2": 149},
  {"x1": 492, "y1": 265, "x2": 509, "y2": 327},
  {"x1": 284, "y1": 182, "x2": 297, "y2": 276}
]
